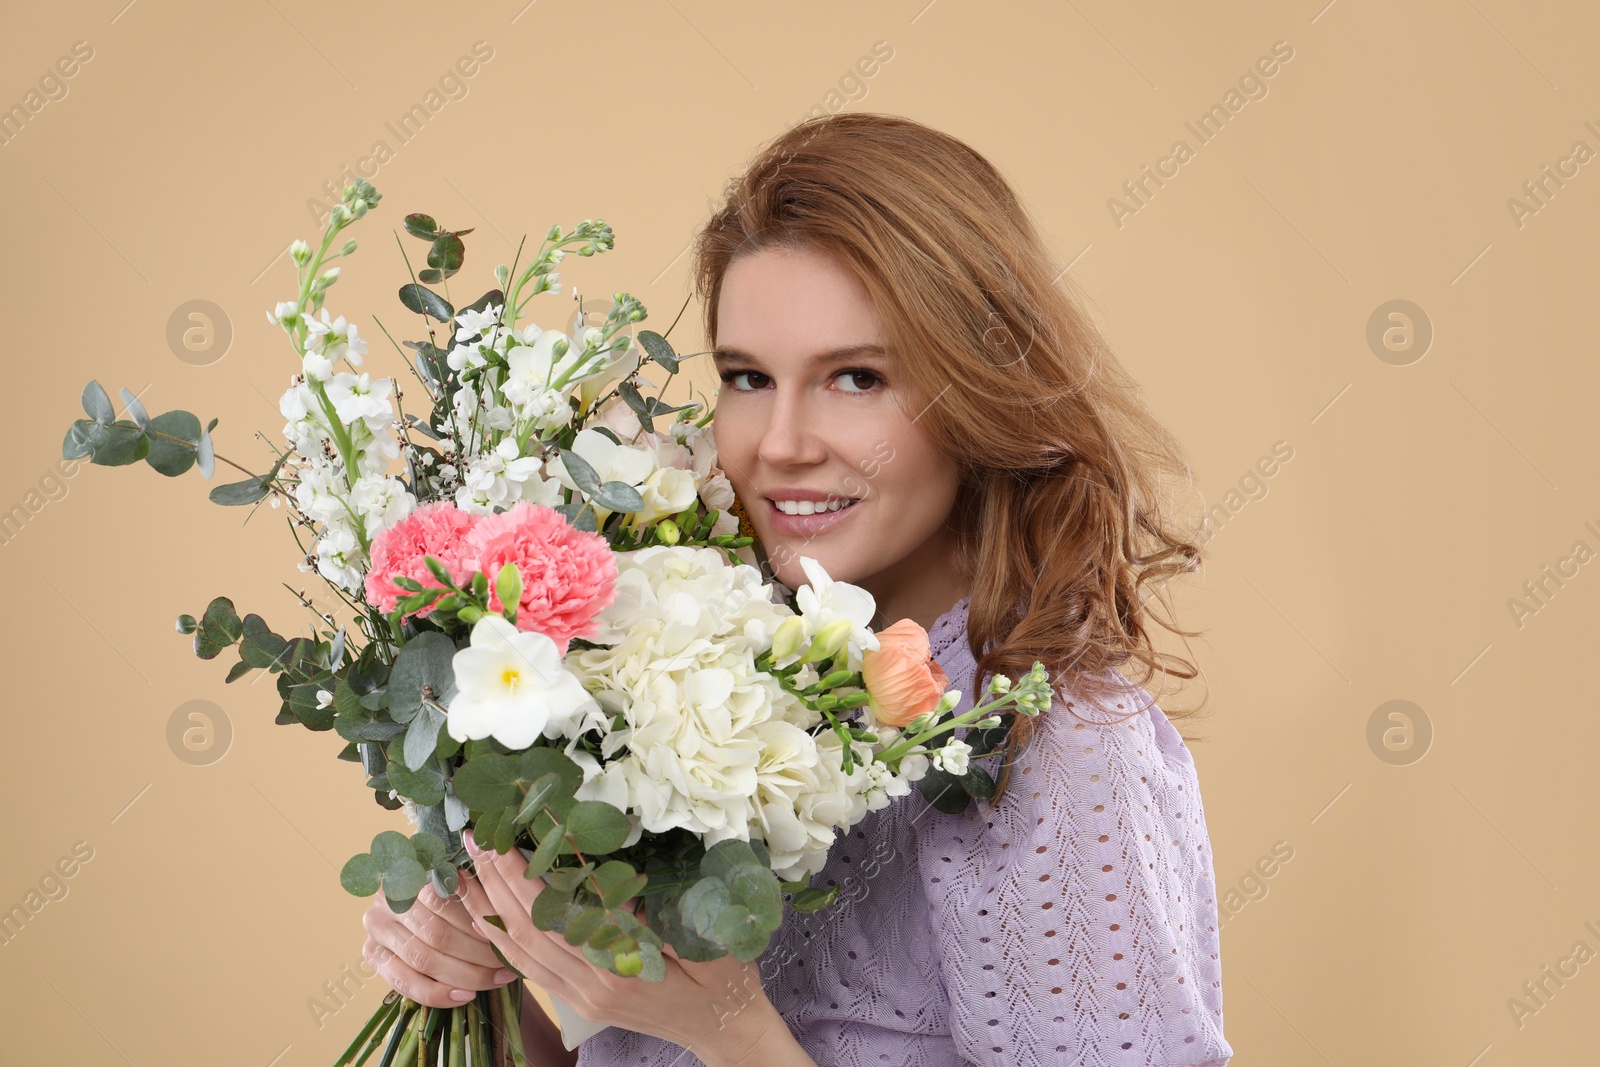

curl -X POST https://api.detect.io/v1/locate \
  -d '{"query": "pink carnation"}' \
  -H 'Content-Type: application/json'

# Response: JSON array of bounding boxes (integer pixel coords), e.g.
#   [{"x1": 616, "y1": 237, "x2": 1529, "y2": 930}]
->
[
  {"x1": 464, "y1": 500, "x2": 618, "y2": 654},
  {"x1": 363, "y1": 501, "x2": 479, "y2": 617}
]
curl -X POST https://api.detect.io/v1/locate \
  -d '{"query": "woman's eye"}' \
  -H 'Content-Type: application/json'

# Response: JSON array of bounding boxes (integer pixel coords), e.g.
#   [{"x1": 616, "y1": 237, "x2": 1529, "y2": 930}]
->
[
  {"x1": 718, "y1": 369, "x2": 768, "y2": 391},
  {"x1": 835, "y1": 369, "x2": 882, "y2": 393}
]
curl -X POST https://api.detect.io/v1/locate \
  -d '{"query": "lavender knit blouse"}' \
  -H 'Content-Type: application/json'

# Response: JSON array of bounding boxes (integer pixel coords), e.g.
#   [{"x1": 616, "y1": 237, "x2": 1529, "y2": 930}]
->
[{"x1": 575, "y1": 595, "x2": 1234, "y2": 1066}]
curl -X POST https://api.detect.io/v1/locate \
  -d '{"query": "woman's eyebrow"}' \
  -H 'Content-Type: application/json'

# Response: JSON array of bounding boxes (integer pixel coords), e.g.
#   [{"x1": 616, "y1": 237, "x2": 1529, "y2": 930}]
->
[{"x1": 711, "y1": 342, "x2": 890, "y2": 367}]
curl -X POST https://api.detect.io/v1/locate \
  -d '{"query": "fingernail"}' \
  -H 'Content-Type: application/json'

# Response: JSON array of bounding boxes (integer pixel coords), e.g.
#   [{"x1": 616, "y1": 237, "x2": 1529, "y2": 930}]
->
[
  {"x1": 449, "y1": 989, "x2": 475, "y2": 1003},
  {"x1": 493, "y1": 969, "x2": 516, "y2": 984}
]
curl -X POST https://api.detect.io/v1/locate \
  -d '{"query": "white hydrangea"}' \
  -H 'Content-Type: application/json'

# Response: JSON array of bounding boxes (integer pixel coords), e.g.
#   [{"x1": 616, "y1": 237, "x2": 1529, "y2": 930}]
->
[{"x1": 564, "y1": 546, "x2": 888, "y2": 879}]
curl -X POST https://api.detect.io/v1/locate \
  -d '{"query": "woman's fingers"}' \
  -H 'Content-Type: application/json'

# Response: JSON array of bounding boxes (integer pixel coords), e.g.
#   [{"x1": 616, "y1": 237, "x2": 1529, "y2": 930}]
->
[
  {"x1": 412, "y1": 883, "x2": 503, "y2": 968},
  {"x1": 363, "y1": 894, "x2": 512, "y2": 995},
  {"x1": 363, "y1": 934, "x2": 475, "y2": 1010}
]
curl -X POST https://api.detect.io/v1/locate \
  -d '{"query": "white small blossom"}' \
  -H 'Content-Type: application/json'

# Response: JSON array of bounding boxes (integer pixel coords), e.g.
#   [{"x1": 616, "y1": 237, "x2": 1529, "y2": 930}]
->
[{"x1": 932, "y1": 738, "x2": 972, "y2": 776}]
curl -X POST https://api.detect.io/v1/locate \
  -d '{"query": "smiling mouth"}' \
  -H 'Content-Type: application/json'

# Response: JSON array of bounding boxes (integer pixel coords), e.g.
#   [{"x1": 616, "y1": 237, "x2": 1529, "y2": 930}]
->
[{"x1": 768, "y1": 498, "x2": 862, "y2": 516}]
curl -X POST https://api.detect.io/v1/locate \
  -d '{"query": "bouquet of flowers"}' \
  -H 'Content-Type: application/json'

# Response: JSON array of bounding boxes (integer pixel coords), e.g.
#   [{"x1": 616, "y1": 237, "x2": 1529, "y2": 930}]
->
[{"x1": 62, "y1": 179, "x2": 1051, "y2": 1065}]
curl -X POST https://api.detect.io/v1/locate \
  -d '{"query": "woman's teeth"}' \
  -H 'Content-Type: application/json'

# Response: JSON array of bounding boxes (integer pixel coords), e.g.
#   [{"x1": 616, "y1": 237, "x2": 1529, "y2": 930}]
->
[{"x1": 773, "y1": 498, "x2": 858, "y2": 516}]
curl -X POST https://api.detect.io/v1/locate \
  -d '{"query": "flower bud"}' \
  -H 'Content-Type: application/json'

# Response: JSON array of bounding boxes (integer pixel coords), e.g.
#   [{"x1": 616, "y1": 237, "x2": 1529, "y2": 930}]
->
[
  {"x1": 340, "y1": 238, "x2": 358, "y2": 256},
  {"x1": 989, "y1": 674, "x2": 1011, "y2": 693},
  {"x1": 771, "y1": 616, "x2": 805, "y2": 662},
  {"x1": 656, "y1": 518, "x2": 680, "y2": 545},
  {"x1": 801, "y1": 618, "x2": 853, "y2": 665},
  {"x1": 974, "y1": 715, "x2": 1002, "y2": 729},
  {"x1": 289, "y1": 240, "x2": 312, "y2": 266}
]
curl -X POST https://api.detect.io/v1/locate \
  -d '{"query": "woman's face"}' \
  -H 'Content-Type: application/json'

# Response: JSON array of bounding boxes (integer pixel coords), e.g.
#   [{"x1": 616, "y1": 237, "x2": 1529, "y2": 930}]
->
[{"x1": 709, "y1": 246, "x2": 962, "y2": 618}]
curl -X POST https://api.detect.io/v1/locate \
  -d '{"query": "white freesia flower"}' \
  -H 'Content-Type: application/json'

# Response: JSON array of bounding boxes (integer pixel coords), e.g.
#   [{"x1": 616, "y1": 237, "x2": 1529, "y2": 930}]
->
[
  {"x1": 793, "y1": 556, "x2": 880, "y2": 671},
  {"x1": 446, "y1": 615, "x2": 598, "y2": 749},
  {"x1": 628, "y1": 466, "x2": 698, "y2": 529}
]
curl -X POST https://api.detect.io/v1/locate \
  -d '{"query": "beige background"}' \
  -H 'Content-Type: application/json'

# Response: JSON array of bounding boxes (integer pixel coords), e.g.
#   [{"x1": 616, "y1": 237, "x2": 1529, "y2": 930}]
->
[{"x1": 2, "y1": 1, "x2": 1596, "y2": 1063}]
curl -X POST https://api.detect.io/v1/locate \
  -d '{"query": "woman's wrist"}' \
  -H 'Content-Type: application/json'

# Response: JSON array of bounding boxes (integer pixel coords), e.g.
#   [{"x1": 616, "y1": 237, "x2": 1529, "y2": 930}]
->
[{"x1": 695, "y1": 997, "x2": 815, "y2": 1067}]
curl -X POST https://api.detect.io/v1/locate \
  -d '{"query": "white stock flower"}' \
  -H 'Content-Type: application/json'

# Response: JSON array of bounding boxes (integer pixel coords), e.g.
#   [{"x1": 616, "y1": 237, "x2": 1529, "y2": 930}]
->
[
  {"x1": 350, "y1": 474, "x2": 415, "y2": 533},
  {"x1": 794, "y1": 556, "x2": 880, "y2": 670},
  {"x1": 446, "y1": 615, "x2": 598, "y2": 749},
  {"x1": 453, "y1": 437, "x2": 552, "y2": 514},
  {"x1": 326, "y1": 372, "x2": 394, "y2": 426},
  {"x1": 305, "y1": 309, "x2": 366, "y2": 366},
  {"x1": 314, "y1": 523, "x2": 365, "y2": 590},
  {"x1": 931, "y1": 738, "x2": 972, "y2": 776}
]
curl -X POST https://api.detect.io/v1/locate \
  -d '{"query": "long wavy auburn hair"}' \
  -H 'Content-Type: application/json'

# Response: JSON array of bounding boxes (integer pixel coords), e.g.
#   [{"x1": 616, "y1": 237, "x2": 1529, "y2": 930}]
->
[{"x1": 690, "y1": 112, "x2": 1211, "y2": 813}]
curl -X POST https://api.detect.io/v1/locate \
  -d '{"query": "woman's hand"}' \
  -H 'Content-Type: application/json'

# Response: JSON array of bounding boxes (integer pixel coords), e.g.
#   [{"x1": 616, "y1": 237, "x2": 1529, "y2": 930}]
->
[
  {"x1": 458, "y1": 829, "x2": 792, "y2": 1067},
  {"x1": 362, "y1": 879, "x2": 518, "y2": 1009}
]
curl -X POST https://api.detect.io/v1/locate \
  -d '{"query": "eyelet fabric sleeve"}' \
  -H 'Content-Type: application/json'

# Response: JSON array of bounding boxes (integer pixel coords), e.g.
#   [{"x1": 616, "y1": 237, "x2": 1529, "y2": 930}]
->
[{"x1": 910, "y1": 669, "x2": 1234, "y2": 1066}]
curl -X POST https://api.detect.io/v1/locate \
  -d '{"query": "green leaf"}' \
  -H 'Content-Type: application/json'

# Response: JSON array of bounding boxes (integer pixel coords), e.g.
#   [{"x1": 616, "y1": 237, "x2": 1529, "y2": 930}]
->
[
  {"x1": 63, "y1": 420, "x2": 97, "y2": 460},
  {"x1": 388, "y1": 631, "x2": 457, "y2": 724},
  {"x1": 91, "y1": 422, "x2": 150, "y2": 466},
  {"x1": 402, "y1": 702, "x2": 446, "y2": 772},
  {"x1": 145, "y1": 410, "x2": 202, "y2": 477},
  {"x1": 193, "y1": 597, "x2": 243, "y2": 660},
  {"x1": 451, "y1": 755, "x2": 522, "y2": 812},
  {"x1": 239, "y1": 614, "x2": 290, "y2": 670},
  {"x1": 591, "y1": 481, "x2": 644, "y2": 514},
  {"x1": 918, "y1": 764, "x2": 971, "y2": 814},
  {"x1": 541, "y1": 861, "x2": 593, "y2": 897},
  {"x1": 195, "y1": 429, "x2": 215, "y2": 478},
  {"x1": 385, "y1": 748, "x2": 445, "y2": 806},
  {"x1": 411, "y1": 831, "x2": 447, "y2": 870},
  {"x1": 563, "y1": 906, "x2": 608, "y2": 947},
  {"x1": 714, "y1": 903, "x2": 768, "y2": 960},
  {"x1": 488, "y1": 939, "x2": 527, "y2": 980},
  {"x1": 679, "y1": 877, "x2": 730, "y2": 943},
  {"x1": 618, "y1": 381, "x2": 653, "y2": 433},
  {"x1": 959, "y1": 763, "x2": 996, "y2": 800},
  {"x1": 559, "y1": 447, "x2": 602, "y2": 496},
  {"x1": 209, "y1": 455, "x2": 285, "y2": 506},
  {"x1": 403, "y1": 213, "x2": 440, "y2": 239},
  {"x1": 531, "y1": 890, "x2": 583, "y2": 933},
  {"x1": 118, "y1": 388, "x2": 151, "y2": 433},
  {"x1": 788, "y1": 884, "x2": 840, "y2": 913},
  {"x1": 512, "y1": 771, "x2": 563, "y2": 827},
  {"x1": 522, "y1": 828, "x2": 563, "y2": 881},
  {"x1": 398, "y1": 283, "x2": 454, "y2": 323},
  {"x1": 562, "y1": 800, "x2": 631, "y2": 854},
  {"x1": 81, "y1": 381, "x2": 113, "y2": 424},
  {"x1": 590, "y1": 860, "x2": 648, "y2": 910},
  {"x1": 636, "y1": 330, "x2": 679, "y2": 373},
  {"x1": 427, "y1": 233, "x2": 465, "y2": 274},
  {"x1": 340, "y1": 853, "x2": 381, "y2": 896}
]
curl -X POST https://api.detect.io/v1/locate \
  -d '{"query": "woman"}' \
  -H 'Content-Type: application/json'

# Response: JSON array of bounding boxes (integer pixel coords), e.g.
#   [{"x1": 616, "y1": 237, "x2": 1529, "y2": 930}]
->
[{"x1": 363, "y1": 112, "x2": 1235, "y2": 1067}]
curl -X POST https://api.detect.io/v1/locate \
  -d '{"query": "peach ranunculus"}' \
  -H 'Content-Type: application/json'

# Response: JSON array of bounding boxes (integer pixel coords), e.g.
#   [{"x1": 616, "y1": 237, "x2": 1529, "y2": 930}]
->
[{"x1": 860, "y1": 619, "x2": 950, "y2": 728}]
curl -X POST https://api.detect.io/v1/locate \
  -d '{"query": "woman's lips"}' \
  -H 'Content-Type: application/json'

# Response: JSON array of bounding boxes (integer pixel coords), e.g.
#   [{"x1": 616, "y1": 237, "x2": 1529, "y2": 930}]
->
[{"x1": 765, "y1": 497, "x2": 864, "y2": 538}]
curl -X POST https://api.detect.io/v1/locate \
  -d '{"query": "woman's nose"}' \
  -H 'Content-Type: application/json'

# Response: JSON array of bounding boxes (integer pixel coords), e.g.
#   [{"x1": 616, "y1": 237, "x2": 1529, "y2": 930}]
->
[{"x1": 756, "y1": 389, "x2": 827, "y2": 468}]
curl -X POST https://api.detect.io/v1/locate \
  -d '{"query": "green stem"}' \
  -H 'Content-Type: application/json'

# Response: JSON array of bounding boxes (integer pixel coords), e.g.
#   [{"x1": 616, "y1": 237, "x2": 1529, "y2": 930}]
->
[
  {"x1": 376, "y1": 999, "x2": 419, "y2": 1067},
  {"x1": 335, "y1": 991, "x2": 400, "y2": 1066},
  {"x1": 498, "y1": 982, "x2": 530, "y2": 1067},
  {"x1": 448, "y1": 1004, "x2": 463, "y2": 1067},
  {"x1": 877, "y1": 694, "x2": 1021, "y2": 765}
]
